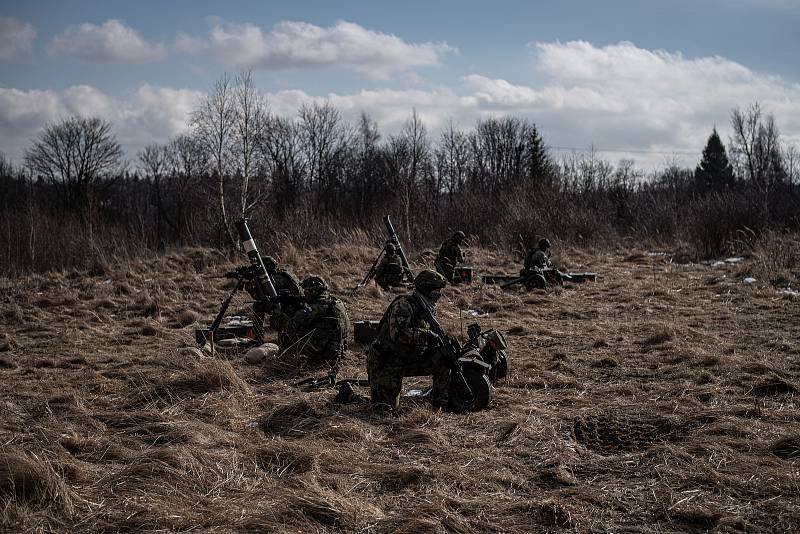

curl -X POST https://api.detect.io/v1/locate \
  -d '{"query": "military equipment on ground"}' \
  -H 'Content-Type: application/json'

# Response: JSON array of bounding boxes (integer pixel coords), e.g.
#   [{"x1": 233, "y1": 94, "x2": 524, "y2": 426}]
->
[
  {"x1": 453, "y1": 266, "x2": 475, "y2": 285},
  {"x1": 195, "y1": 316, "x2": 255, "y2": 345},
  {"x1": 353, "y1": 320, "x2": 381, "y2": 345},
  {"x1": 465, "y1": 324, "x2": 509, "y2": 384},
  {"x1": 296, "y1": 374, "x2": 370, "y2": 390},
  {"x1": 196, "y1": 218, "x2": 303, "y2": 347},
  {"x1": 413, "y1": 294, "x2": 492, "y2": 412},
  {"x1": 485, "y1": 270, "x2": 598, "y2": 289}
]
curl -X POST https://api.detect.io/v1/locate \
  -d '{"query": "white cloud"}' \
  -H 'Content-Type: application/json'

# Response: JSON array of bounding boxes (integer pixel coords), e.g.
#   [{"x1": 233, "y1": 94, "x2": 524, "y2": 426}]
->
[
  {"x1": 462, "y1": 40, "x2": 800, "y2": 168},
  {"x1": 48, "y1": 19, "x2": 166, "y2": 62},
  {"x1": 2, "y1": 41, "x2": 799, "y2": 170},
  {"x1": 0, "y1": 84, "x2": 201, "y2": 162},
  {"x1": 0, "y1": 17, "x2": 36, "y2": 60},
  {"x1": 179, "y1": 19, "x2": 456, "y2": 79}
]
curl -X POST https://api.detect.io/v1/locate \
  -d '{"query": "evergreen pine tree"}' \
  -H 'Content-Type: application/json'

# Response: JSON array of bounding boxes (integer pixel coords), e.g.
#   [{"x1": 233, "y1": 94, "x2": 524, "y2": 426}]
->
[{"x1": 694, "y1": 127, "x2": 734, "y2": 194}]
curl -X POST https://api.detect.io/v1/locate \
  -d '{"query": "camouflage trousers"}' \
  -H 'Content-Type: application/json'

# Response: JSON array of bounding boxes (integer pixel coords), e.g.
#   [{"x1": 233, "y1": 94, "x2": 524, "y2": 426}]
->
[
  {"x1": 367, "y1": 344, "x2": 450, "y2": 411},
  {"x1": 434, "y1": 258, "x2": 455, "y2": 284},
  {"x1": 376, "y1": 270, "x2": 404, "y2": 289}
]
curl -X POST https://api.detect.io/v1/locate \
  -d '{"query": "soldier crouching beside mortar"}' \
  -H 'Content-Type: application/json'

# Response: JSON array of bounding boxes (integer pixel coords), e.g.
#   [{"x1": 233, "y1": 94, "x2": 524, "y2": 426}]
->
[
  {"x1": 521, "y1": 238, "x2": 563, "y2": 289},
  {"x1": 367, "y1": 270, "x2": 450, "y2": 413},
  {"x1": 374, "y1": 242, "x2": 412, "y2": 289},
  {"x1": 271, "y1": 276, "x2": 350, "y2": 377}
]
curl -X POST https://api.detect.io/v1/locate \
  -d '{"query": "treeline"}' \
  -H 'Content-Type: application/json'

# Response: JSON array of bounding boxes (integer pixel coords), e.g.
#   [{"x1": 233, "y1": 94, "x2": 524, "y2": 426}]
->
[{"x1": 1, "y1": 72, "x2": 798, "y2": 274}]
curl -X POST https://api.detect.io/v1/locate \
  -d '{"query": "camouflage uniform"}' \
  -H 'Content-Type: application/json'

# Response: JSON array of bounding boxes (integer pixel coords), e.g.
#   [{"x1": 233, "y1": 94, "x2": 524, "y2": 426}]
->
[
  {"x1": 522, "y1": 239, "x2": 561, "y2": 288},
  {"x1": 434, "y1": 232, "x2": 466, "y2": 283},
  {"x1": 246, "y1": 255, "x2": 303, "y2": 335},
  {"x1": 367, "y1": 271, "x2": 450, "y2": 411},
  {"x1": 523, "y1": 249, "x2": 552, "y2": 271},
  {"x1": 273, "y1": 277, "x2": 350, "y2": 374},
  {"x1": 374, "y1": 246, "x2": 409, "y2": 289}
]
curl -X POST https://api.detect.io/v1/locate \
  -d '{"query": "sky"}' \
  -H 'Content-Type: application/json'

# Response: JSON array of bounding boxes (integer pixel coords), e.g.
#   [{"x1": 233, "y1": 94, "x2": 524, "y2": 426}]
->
[{"x1": 1, "y1": 0, "x2": 799, "y2": 169}]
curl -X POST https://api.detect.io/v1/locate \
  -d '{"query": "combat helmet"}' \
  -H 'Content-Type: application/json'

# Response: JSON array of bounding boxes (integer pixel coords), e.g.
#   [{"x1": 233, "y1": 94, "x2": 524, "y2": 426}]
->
[
  {"x1": 538, "y1": 238, "x2": 551, "y2": 250},
  {"x1": 261, "y1": 255, "x2": 278, "y2": 271},
  {"x1": 414, "y1": 269, "x2": 446, "y2": 295},
  {"x1": 453, "y1": 231, "x2": 466, "y2": 241},
  {"x1": 300, "y1": 276, "x2": 328, "y2": 298},
  {"x1": 385, "y1": 242, "x2": 397, "y2": 254}
]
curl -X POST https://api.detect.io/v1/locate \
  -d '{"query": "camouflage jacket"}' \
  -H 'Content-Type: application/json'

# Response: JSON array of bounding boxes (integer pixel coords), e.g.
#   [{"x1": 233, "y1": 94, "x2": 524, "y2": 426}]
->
[
  {"x1": 524, "y1": 249, "x2": 552, "y2": 272},
  {"x1": 274, "y1": 291, "x2": 350, "y2": 356},
  {"x1": 272, "y1": 269, "x2": 302, "y2": 295},
  {"x1": 436, "y1": 238, "x2": 465, "y2": 269},
  {"x1": 371, "y1": 293, "x2": 437, "y2": 361},
  {"x1": 375, "y1": 254, "x2": 407, "y2": 287}
]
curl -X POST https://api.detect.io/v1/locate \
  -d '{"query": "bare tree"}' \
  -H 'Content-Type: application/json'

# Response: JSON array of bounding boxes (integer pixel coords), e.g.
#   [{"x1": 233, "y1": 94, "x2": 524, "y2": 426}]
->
[
  {"x1": 436, "y1": 120, "x2": 469, "y2": 199},
  {"x1": 299, "y1": 101, "x2": 353, "y2": 209},
  {"x1": 353, "y1": 112, "x2": 383, "y2": 220},
  {"x1": 730, "y1": 103, "x2": 785, "y2": 220},
  {"x1": 24, "y1": 116, "x2": 122, "y2": 224},
  {"x1": 396, "y1": 109, "x2": 430, "y2": 240},
  {"x1": 232, "y1": 71, "x2": 268, "y2": 218},
  {"x1": 139, "y1": 143, "x2": 169, "y2": 245},
  {"x1": 782, "y1": 144, "x2": 798, "y2": 194},
  {"x1": 192, "y1": 73, "x2": 236, "y2": 247},
  {"x1": 166, "y1": 134, "x2": 209, "y2": 242},
  {"x1": 260, "y1": 115, "x2": 306, "y2": 214}
]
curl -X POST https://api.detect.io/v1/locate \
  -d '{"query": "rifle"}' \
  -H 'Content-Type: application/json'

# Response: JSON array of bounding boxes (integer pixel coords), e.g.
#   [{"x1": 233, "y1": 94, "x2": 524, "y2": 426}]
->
[
  {"x1": 296, "y1": 372, "x2": 370, "y2": 390},
  {"x1": 384, "y1": 215, "x2": 414, "y2": 283},
  {"x1": 413, "y1": 293, "x2": 476, "y2": 411},
  {"x1": 196, "y1": 218, "x2": 287, "y2": 347}
]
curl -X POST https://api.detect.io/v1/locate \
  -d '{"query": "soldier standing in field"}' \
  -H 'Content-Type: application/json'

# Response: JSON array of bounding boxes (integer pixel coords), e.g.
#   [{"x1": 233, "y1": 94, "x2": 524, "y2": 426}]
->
[
  {"x1": 434, "y1": 231, "x2": 466, "y2": 284},
  {"x1": 367, "y1": 270, "x2": 451, "y2": 413}
]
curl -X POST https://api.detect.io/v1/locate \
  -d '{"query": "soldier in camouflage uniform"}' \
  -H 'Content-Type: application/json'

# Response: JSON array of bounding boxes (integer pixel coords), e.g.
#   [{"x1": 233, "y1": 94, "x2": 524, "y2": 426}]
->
[
  {"x1": 246, "y1": 255, "x2": 303, "y2": 336},
  {"x1": 272, "y1": 276, "x2": 351, "y2": 375},
  {"x1": 434, "y1": 231, "x2": 466, "y2": 283},
  {"x1": 521, "y1": 238, "x2": 561, "y2": 288},
  {"x1": 367, "y1": 270, "x2": 451, "y2": 412},
  {"x1": 374, "y1": 242, "x2": 411, "y2": 289}
]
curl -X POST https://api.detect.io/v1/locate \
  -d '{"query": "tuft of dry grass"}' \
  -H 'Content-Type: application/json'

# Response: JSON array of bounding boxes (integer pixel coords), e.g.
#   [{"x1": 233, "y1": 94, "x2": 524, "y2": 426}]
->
[{"x1": 0, "y1": 453, "x2": 74, "y2": 514}]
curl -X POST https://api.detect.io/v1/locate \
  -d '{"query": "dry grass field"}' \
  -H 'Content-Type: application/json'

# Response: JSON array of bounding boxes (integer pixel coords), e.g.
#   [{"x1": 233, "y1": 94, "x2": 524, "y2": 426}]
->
[{"x1": 1, "y1": 241, "x2": 799, "y2": 532}]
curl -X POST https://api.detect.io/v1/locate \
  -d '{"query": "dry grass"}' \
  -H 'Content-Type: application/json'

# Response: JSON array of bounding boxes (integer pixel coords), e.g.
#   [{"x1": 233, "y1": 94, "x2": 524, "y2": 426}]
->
[{"x1": 1, "y1": 242, "x2": 799, "y2": 532}]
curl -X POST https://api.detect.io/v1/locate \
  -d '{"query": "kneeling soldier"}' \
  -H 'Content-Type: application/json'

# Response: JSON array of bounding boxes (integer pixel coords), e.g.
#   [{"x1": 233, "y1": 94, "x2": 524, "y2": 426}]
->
[
  {"x1": 521, "y1": 238, "x2": 562, "y2": 289},
  {"x1": 272, "y1": 276, "x2": 350, "y2": 375},
  {"x1": 374, "y1": 242, "x2": 411, "y2": 289},
  {"x1": 367, "y1": 270, "x2": 450, "y2": 412}
]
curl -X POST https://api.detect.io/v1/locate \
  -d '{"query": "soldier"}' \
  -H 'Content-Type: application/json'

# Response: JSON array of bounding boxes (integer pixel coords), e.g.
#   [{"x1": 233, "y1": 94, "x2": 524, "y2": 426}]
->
[
  {"x1": 272, "y1": 276, "x2": 351, "y2": 375},
  {"x1": 367, "y1": 270, "x2": 451, "y2": 412},
  {"x1": 434, "y1": 231, "x2": 466, "y2": 283},
  {"x1": 246, "y1": 255, "x2": 303, "y2": 335},
  {"x1": 521, "y1": 238, "x2": 562, "y2": 289},
  {"x1": 374, "y1": 242, "x2": 411, "y2": 289}
]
